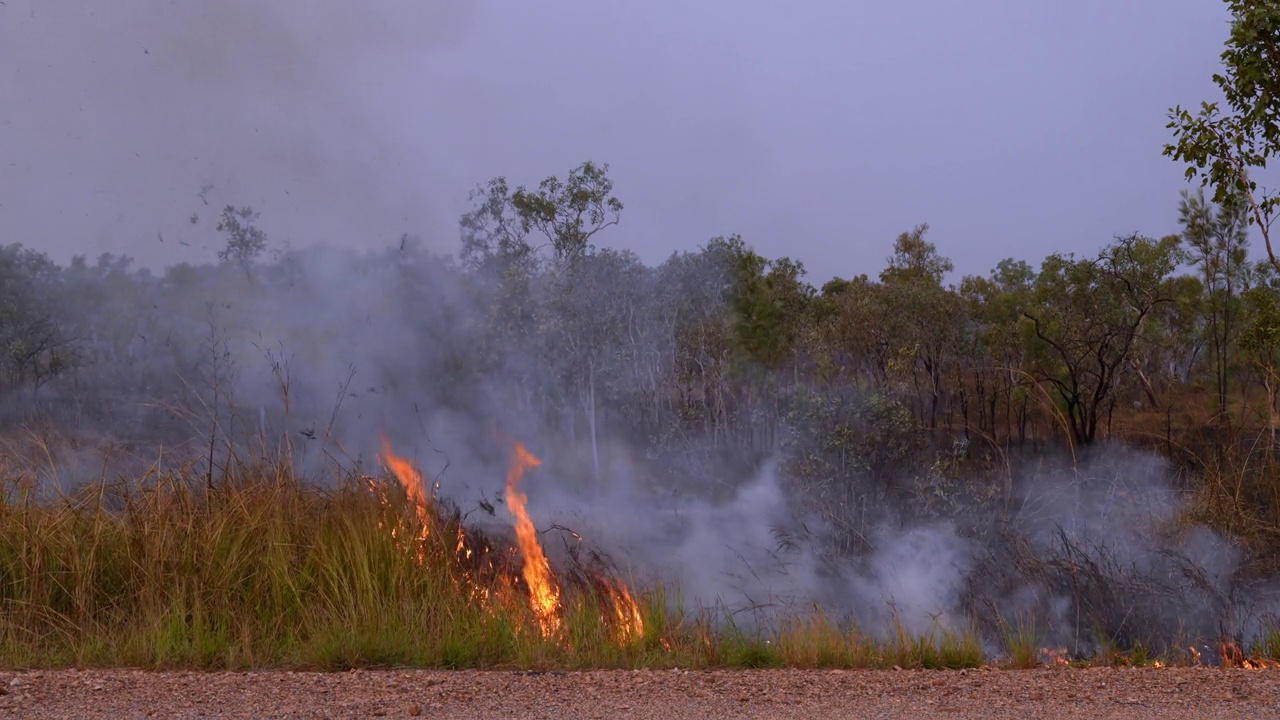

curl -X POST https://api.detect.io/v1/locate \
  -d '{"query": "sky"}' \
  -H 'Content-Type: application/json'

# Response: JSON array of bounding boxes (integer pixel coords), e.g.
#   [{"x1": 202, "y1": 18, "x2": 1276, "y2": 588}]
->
[{"x1": 0, "y1": 0, "x2": 1237, "y2": 283}]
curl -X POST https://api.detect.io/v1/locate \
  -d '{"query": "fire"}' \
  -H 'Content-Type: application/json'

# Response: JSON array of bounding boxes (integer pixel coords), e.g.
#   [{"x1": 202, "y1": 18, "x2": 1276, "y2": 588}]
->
[
  {"x1": 380, "y1": 437, "x2": 432, "y2": 540},
  {"x1": 1039, "y1": 647, "x2": 1070, "y2": 668},
  {"x1": 504, "y1": 442, "x2": 562, "y2": 637},
  {"x1": 1221, "y1": 641, "x2": 1280, "y2": 669},
  {"x1": 606, "y1": 577, "x2": 645, "y2": 642},
  {"x1": 370, "y1": 435, "x2": 647, "y2": 646}
]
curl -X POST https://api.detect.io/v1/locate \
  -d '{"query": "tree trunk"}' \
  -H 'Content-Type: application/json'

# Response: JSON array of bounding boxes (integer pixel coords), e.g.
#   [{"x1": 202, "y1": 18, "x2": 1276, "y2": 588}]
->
[
  {"x1": 1266, "y1": 370, "x2": 1278, "y2": 451},
  {"x1": 588, "y1": 359, "x2": 601, "y2": 487}
]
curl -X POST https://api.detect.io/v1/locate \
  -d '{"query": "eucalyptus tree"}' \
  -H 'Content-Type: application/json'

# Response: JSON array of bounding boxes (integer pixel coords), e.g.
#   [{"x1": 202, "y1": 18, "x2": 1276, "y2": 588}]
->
[
  {"x1": 649, "y1": 240, "x2": 738, "y2": 448},
  {"x1": 958, "y1": 258, "x2": 1036, "y2": 443},
  {"x1": 1023, "y1": 235, "x2": 1183, "y2": 446},
  {"x1": 510, "y1": 161, "x2": 622, "y2": 269},
  {"x1": 721, "y1": 236, "x2": 817, "y2": 451},
  {"x1": 1179, "y1": 188, "x2": 1254, "y2": 417},
  {"x1": 0, "y1": 244, "x2": 75, "y2": 402},
  {"x1": 457, "y1": 162, "x2": 624, "y2": 423},
  {"x1": 1241, "y1": 278, "x2": 1280, "y2": 438},
  {"x1": 549, "y1": 247, "x2": 647, "y2": 483},
  {"x1": 877, "y1": 224, "x2": 961, "y2": 431},
  {"x1": 1166, "y1": 0, "x2": 1280, "y2": 273},
  {"x1": 57, "y1": 254, "x2": 158, "y2": 408},
  {"x1": 820, "y1": 274, "x2": 891, "y2": 391},
  {"x1": 215, "y1": 205, "x2": 269, "y2": 278}
]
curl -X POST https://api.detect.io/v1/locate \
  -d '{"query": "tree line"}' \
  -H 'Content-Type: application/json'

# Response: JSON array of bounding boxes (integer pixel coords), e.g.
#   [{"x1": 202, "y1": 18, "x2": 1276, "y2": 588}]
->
[{"x1": 4, "y1": 0, "x2": 1280, "y2": 540}]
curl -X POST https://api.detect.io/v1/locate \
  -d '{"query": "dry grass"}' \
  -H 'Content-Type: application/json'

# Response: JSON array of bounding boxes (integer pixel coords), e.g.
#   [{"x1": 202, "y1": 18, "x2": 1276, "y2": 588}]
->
[
  {"x1": 0, "y1": 452, "x2": 993, "y2": 671},
  {"x1": 7, "y1": 424, "x2": 1280, "y2": 672}
]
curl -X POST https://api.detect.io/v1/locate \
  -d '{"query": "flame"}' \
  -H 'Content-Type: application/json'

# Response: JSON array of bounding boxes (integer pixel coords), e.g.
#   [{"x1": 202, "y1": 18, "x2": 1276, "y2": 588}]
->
[
  {"x1": 504, "y1": 442, "x2": 561, "y2": 637},
  {"x1": 1221, "y1": 641, "x2": 1280, "y2": 669},
  {"x1": 380, "y1": 437, "x2": 432, "y2": 539},
  {"x1": 372, "y1": 435, "x2": 647, "y2": 646},
  {"x1": 606, "y1": 578, "x2": 645, "y2": 642},
  {"x1": 1039, "y1": 647, "x2": 1070, "y2": 668}
]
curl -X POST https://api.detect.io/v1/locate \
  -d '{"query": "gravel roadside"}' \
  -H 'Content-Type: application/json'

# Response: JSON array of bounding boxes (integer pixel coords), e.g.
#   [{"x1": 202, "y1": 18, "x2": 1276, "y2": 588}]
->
[{"x1": 1, "y1": 667, "x2": 1277, "y2": 720}]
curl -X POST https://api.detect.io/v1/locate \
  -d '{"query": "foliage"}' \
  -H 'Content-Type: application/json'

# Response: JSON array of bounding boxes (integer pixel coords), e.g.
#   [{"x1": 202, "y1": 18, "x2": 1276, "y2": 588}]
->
[
  {"x1": 1166, "y1": 0, "x2": 1280, "y2": 272},
  {"x1": 0, "y1": 244, "x2": 76, "y2": 396},
  {"x1": 459, "y1": 161, "x2": 623, "y2": 274},
  {"x1": 1179, "y1": 187, "x2": 1255, "y2": 415},
  {"x1": 1021, "y1": 234, "x2": 1182, "y2": 445},
  {"x1": 215, "y1": 206, "x2": 269, "y2": 269}
]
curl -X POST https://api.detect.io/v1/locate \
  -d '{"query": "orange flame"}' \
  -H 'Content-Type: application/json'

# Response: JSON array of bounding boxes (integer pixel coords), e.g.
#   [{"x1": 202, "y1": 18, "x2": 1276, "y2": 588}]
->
[
  {"x1": 380, "y1": 438, "x2": 432, "y2": 550},
  {"x1": 1039, "y1": 647, "x2": 1070, "y2": 668},
  {"x1": 373, "y1": 435, "x2": 645, "y2": 646},
  {"x1": 607, "y1": 578, "x2": 645, "y2": 642},
  {"x1": 1221, "y1": 640, "x2": 1280, "y2": 669},
  {"x1": 504, "y1": 442, "x2": 561, "y2": 637}
]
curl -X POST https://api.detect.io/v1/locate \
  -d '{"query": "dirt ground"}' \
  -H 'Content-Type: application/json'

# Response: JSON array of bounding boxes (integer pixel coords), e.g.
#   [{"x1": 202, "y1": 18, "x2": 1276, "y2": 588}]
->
[{"x1": 1, "y1": 667, "x2": 1277, "y2": 719}]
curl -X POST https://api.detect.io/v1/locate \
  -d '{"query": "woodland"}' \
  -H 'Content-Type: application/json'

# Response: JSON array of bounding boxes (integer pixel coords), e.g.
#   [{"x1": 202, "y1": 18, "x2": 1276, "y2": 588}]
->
[{"x1": 3, "y1": 0, "x2": 1280, "y2": 669}]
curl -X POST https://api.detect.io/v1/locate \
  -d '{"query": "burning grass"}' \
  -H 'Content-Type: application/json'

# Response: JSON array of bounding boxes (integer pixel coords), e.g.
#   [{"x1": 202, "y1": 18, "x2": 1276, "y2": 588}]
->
[
  {"x1": 1, "y1": 442, "x2": 1278, "y2": 672},
  {"x1": 0, "y1": 443, "x2": 984, "y2": 671}
]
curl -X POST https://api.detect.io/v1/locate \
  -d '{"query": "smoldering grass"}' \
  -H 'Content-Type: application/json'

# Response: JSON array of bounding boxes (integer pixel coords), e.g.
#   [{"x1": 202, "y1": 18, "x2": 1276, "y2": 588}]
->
[
  {"x1": 0, "y1": 457, "x2": 1034, "y2": 672},
  {"x1": 4, "y1": 438, "x2": 1276, "y2": 671}
]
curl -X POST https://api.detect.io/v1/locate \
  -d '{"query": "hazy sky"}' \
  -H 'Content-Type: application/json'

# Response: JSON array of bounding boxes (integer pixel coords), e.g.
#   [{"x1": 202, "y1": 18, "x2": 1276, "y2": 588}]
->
[{"x1": 0, "y1": 1, "x2": 1235, "y2": 282}]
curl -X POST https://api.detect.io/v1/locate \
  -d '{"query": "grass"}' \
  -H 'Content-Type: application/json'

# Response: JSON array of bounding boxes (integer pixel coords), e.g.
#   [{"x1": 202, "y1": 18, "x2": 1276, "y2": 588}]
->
[
  {"x1": 0, "y1": 458, "x2": 994, "y2": 670},
  {"x1": 999, "y1": 613, "x2": 1043, "y2": 669},
  {"x1": 0, "y1": 455, "x2": 1275, "y2": 672}
]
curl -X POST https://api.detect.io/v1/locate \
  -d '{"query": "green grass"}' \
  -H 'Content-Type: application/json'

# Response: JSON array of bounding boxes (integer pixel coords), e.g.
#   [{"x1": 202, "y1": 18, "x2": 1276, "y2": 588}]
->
[
  {"x1": 998, "y1": 612, "x2": 1043, "y2": 669},
  {"x1": 10, "y1": 458, "x2": 1280, "y2": 670},
  {"x1": 16, "y1": 459, "x2": 1280, "y2": 671},
  {"x1": 0, "y1": 460, "x2": 996, "y2": 671}
]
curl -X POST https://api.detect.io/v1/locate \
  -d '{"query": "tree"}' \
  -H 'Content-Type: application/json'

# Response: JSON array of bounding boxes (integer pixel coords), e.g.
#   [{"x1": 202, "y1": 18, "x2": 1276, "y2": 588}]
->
[
  {"x1": 1166, "y1": 0, "x2": 1280, "y2": 273},
  {"x1": 511, "y1": 160, "x2": 622, "y2": 267},
  {"x1": 881, "y1": 223, "x2": 953, "y2": 285},
  {"x1": 959, "y1": 258, "x2": 1036, "y2": 443},
  {"x1": 726, "y1": 237, "x2": 814, "y2": 372},
  {"x1": 216, "y1": 205, "x2": 268, "y2": 270},
  {"x1": 821, "y1": 274, "x2": 892, "y2": 389},
  {"x1": 1240, "y1": 282, "x2": 1280, "y2": 440},
  {"x1": 549, "y1": 248, "x2": 647, "y2": 484},
  {"x1": 0, "y1": 245, "x2": 76, "y2": 399},
  {"x1": 461, "y1": 161, "x2": 623, "y2": 274},
  {"x1": 1023, "y1": 235, "x2": 1182, "y2": 445},
  {"x1": 458, "y1": 176, "x2": 538, "y2": 277},
  {"x1": 878, "y1": 224, "x2": 961, "y2": 430},
  {"x1": 1179, "y1": 188, "x2": 1253, "y2": 417}
]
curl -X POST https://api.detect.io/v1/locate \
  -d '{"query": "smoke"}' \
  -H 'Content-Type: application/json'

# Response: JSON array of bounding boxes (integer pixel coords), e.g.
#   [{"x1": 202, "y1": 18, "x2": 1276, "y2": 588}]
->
[
  {"x1": 9, "y1": 228, "x2": 1280, "y2": 655},
  {"x1": 847, "y1": 524, "x2": 972, "y2": 635},
  {"x1": 0, "y1": 1, "x2": 471, "y2": 266},
  {"x1": 4, "y1": 3, "x2": 1278, "y2": 660},
  {"x1": 959, "y1": 448, "x2": 1267, "y2": 656}
]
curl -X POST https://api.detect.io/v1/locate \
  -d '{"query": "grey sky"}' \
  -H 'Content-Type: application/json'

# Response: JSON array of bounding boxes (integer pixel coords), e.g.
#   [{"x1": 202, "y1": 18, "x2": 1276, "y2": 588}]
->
[{"x1": 0, "y1": 1, "x2": 1234, "y2": 282}]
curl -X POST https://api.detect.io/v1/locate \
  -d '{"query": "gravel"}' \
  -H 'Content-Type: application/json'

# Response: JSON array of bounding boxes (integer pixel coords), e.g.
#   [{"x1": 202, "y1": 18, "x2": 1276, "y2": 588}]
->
[{"x1": 1, "y1": 667, "x2": 1277, "y2": 719}]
